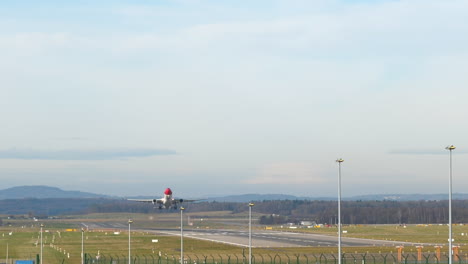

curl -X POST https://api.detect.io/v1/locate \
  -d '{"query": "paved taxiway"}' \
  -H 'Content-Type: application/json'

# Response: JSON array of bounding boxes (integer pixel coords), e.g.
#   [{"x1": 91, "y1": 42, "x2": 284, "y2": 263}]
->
[
  {"x1": 87, "y1": 223, "x2": 423, "y2": 248},
  {"x1": 148, "y1": 228, "x2": 422, "y2": 248}
]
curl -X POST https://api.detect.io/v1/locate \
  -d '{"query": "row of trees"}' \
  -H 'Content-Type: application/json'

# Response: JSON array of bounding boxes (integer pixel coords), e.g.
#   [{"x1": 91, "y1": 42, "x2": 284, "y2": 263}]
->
[
  {"x1": 248, "y1": 200, "x2": 457, "y2": 224},
  {"x1": 1, "y1": 198, "x2": 467, "y2": 224},
  {"x1": 87, "y1": 199, "x2": 467, "y2": 224}
]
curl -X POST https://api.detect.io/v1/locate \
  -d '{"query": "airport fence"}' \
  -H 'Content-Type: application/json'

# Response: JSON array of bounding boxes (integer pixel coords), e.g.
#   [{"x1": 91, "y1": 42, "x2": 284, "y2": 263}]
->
[
  {"x1": 81, "y1": 253, "x2": 468, "y2": 264},
  {"x1": 2, "y1": 253, "x2": 464, "y2": 264}
]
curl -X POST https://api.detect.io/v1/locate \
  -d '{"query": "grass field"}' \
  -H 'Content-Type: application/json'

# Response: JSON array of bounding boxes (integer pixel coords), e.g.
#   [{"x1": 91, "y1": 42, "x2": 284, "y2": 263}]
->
[
  {"x1": 1, "y1": 212, "x2": 467, "y2": 263},
  {"x1": 277, "y1": 223, "x2": 468, "y2": 244}
]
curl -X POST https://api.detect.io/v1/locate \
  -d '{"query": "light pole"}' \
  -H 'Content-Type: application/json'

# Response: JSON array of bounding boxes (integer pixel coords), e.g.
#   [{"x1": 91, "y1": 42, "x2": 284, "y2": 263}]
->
[
  {"x1": 336, "y1": 158, "x2": 344, "y2": 264},
  {"x1": 248, "y1": 203, "x2": 254, "y2": 264},
  {"x1": 40, "y1": 223, "x2": 44, "y2": 264},
  {"x1": 446, "y1": 145, "x2": 456, "y2": 264},
  {"x1": 81, "y1": 228, "x2": 85, "y2": 264},
  {"x1": 180, "y1": 207, "x2": 185, "y2": 264},
  {"x1": 128, "y1": 219, "x2": 133, "y2": 264}
]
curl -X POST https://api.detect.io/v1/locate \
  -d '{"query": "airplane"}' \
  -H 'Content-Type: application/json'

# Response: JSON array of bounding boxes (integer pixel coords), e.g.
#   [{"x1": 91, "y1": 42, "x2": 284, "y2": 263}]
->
[{"x1": 128, "y1": 188, "x2": 197, "y2": 209}]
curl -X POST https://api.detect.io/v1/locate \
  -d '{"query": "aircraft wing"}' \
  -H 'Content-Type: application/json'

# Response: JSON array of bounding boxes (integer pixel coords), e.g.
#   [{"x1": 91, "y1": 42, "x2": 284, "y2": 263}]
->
[
  {"x1": 183, "y1": 199, "x2": 199, "y2": 202},
  {"x1": 172, "y1": 198, "x2": 200, "y2": 204},
  {"x1": 128, "y1": 199, "x2": 163, "y2": 204}
]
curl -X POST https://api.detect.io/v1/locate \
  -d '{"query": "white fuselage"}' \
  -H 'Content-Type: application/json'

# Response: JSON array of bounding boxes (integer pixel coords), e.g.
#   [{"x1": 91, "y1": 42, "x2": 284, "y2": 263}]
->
[
  {"x1": 162, "y1": 194, "x2": 172, "y2": 207},
  {"x1": 128, "y1": 188, "x2": 188, "y2": 210}
]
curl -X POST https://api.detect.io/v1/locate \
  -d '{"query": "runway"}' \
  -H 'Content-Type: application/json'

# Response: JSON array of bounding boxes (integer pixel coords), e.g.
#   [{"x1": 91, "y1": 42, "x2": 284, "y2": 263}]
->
[
  {"x1": 86, "y1": 222, "x2": 423, "y2": 248},
  {"x1": 142, "y1": 228, "x2": 421, "y2": 248}
]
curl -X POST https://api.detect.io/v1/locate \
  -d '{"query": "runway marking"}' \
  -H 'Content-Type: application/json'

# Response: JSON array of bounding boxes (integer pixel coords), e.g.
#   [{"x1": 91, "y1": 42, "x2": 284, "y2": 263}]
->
[
  {"x1": 141, "y1": 228, "x2": 431, "y2": 248},
  {"x1": 156, "y1": 230, "x2": 250, "y2": 247}
]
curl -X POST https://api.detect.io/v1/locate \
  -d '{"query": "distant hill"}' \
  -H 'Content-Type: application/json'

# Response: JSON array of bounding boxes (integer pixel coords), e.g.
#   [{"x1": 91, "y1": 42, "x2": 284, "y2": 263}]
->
[
  {"x1": 1, "y1": 185, "x2": 467, "y2": 202},
  {"x1": 348, "y1": 193, "x2": 468, "y2": 201},
  {"x1": 0, "y1": 185, "x2": 109, "y2": 199},
  {"x1": 204, "y1": 194, "x2": 300, "y2": 202},
  {"x1": 1, "y1": 185, "x2": 468, "y2": 220},
  {"x1": 205, "y1": 193, "x2": 468, "y2": 202}
]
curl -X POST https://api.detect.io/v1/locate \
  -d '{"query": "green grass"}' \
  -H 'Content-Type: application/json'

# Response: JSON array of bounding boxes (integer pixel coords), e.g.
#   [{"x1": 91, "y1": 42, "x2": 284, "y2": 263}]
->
[
  {"x1": 1, "y1": 212, "x2": 467, "y2": 263},
  {"x1": 272, "y1": 224, "x2": 468, "y2": 244},
  {"x1": 0, "y1": 227, "x2": 242, "y2": 263}
]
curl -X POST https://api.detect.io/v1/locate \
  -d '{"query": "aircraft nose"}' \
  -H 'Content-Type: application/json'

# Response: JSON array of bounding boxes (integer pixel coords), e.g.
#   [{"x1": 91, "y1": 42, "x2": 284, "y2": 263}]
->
[{"x1": 164, "y1": 188, "x2": 172, "y2": 195}]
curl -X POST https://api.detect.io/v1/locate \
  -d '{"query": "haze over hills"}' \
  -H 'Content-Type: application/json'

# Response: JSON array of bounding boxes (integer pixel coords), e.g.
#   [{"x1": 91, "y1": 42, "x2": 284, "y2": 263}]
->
[
  {"x1": 204, "y1": 193, "x2": 468, "y2": 202},
  {"x1": 0, "y1": 185, "x2": 466, "y2": 201},
  {"x1": 1, "y1": 186, "x2": 468, "y2": 221},
  {"x1": 0, "y1": 185, "x2": 110, "y2": 199},
  {"x1": 202, "y1": 194, "x2": 333, "y2": 202}
]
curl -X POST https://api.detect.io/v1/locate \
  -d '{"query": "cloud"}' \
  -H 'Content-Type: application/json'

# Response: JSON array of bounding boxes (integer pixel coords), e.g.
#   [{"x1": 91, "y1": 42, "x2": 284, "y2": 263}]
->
[
  {"x1": 0, "y1": 148, "x2": 177, "y2": 160},
  {"x1": 0, "y1": 32, "x2": 83, "y2": 55},
  {"x1": 244, "y1": 161, "x2": 327, "y2": 185},
  {"x1": 53, "y1": 137, "x2": 88, "y2": 141},
  {"x1": 109, "y1": 0, "x2": 468, "y2": 55},
  {"x1": 389, "y1": 147, "x2": 468, "y2": 155}
]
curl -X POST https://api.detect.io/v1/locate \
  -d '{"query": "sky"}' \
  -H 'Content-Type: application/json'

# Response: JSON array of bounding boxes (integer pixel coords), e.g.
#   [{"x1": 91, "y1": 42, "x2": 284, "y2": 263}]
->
[{"x1": 1, "y1": 0, "x2": 468, "y2": 198}]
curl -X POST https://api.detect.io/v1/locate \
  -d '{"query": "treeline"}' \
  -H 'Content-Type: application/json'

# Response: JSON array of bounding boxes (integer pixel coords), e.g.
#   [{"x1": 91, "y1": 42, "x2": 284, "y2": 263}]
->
[
  {"x1": 2, "y1": 198, "x2": 468, "y2": 224},
  {"x1": 259, "y1": 214, "x2": 289, "y2": 225},
  {"x1": 246, "y1": 200, "x2": 456, "y2": 224},
  {"x1": 0, "y1": 198, "x2": 114, "y2": 216},
  {"x1": 86, "y1": 199, "x2": 468, "y2": 224}
]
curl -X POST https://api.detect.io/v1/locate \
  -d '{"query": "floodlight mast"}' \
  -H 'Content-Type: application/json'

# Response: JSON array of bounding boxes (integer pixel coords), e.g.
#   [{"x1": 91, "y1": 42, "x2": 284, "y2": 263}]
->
[
  {"x1": 181, "y1": 207, "x2": 185, "y2": 264},
  {"x1": 446, "y1": 145, "x2": 456, "y2": 264},
  {"x1": 81, "y1": 228, "x2": 85, "y2": 264},
  {"x1": 40, "y1": 224, "x2": 44, "y2": 264},
  {"x1": 336, "y1": 158, "x2": 344, "y2": 264},
  {"x1": 128, "y1": 219, "x2": 133, "y2": 264},
  {"x1": 249, "y1": 203, "x2": 255, "y2": 264}
]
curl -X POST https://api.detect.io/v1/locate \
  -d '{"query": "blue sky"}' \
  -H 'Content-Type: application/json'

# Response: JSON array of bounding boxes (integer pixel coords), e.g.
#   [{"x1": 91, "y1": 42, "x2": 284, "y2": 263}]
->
[{"x1": 1, "y1": 0, "x2": 468, "y2": 197}]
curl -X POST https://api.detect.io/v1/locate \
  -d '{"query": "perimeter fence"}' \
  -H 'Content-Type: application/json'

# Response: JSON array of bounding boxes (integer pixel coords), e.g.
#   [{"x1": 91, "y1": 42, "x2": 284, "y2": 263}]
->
[{"x1": 82, "y1": 252, "x2": 468, "y2": 264}]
